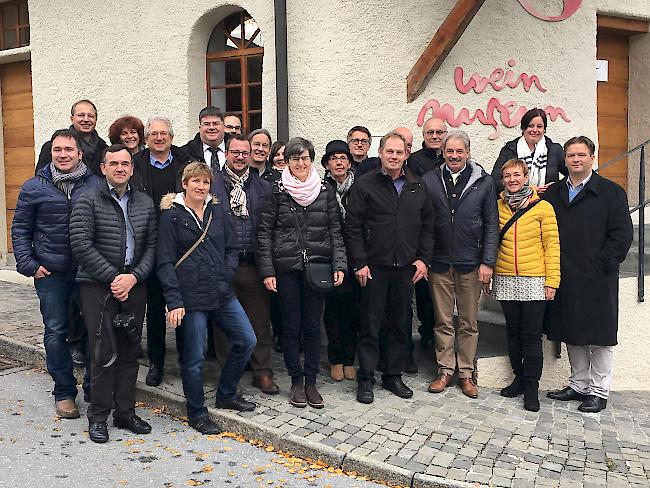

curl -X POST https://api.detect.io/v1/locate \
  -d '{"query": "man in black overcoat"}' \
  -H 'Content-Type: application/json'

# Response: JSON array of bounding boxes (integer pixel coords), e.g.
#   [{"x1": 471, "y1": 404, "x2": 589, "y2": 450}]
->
[{"x1": 545, "y1": 136, "x2": 633, "y2": 413}]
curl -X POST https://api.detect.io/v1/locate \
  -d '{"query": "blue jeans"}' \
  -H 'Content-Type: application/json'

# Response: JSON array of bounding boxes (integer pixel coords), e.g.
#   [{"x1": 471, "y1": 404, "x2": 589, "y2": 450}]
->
[
  {"x1": 177, "y1": 298, "x2": 256, "y2": 422},
  {"x1": 35, "y1": 273, "x2": 89, "y2": 401}
]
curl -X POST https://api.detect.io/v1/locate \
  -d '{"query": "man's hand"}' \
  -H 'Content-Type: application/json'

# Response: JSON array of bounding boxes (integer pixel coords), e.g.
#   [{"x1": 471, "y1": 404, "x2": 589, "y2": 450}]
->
[
  {"x1": 478, "y1": 264, "x2": 493, "y2": 284},
  {"x1": 167, "y1": 307, "x2": 185, "y2": 328},
  {"x1": 111, "y1": 274, "x2": 137, "y2": 302},
  {"x1": 412, "y1": 260, "x2": 427, "y2": 283},
  {"x1": 536, "y1": 182, "x2": 554, "y2": 195},
  {"x1": 34, "y1": 266, "x2": 50, "y2": 279},
  {"x1": 545, "y1": 286, "x2": 556, "y2": 300},
  {"x1": 334, "y1": 271, "x2": 344, "y2": 286},
  {"x1": 355, "y1": 266, "x2": 372, "y2": 287},
  {"x1": 263, "y1": 277, "x2": 277, "y2": 292}
]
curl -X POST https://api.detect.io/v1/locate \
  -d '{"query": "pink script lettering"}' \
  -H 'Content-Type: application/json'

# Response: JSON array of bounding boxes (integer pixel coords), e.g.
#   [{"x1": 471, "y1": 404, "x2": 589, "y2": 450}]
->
[
  {"x1": 518, "y1": 0, "x2": 583, "y2": 22},
  {"x1": 455, "y1": 59, "x2": 547, "y2": 95}
]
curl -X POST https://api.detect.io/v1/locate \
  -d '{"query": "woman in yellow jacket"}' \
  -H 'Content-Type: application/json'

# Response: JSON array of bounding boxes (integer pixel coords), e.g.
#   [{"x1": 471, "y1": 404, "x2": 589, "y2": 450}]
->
[{"x1": 486, "y1": 158, "x2": 560, "y2": 412}]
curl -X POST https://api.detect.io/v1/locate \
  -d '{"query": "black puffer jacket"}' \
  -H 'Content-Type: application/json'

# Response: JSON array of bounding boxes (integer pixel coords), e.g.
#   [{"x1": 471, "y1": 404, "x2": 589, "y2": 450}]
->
[
  {"x1": 492, "y1": 136, "x2": 566, "y2": 193},
  {"x1": 345, "y1": 167, "x2": 434, "y2": 270},
  {"x1": 408, "y1": 144, "x2": 445, "y2": 177},
  {"x1": 257, "y1": 181, "x2": 347, "y2": 278},
  {"x1": 422, "y1": 161, "x2": 499, "y2": 272},
  {"x1": 70, "y1": 182, "x2": 158, "y2": 284},
  {"x1": 157, "y1": 193, "x2": 237, "y2": 311}
]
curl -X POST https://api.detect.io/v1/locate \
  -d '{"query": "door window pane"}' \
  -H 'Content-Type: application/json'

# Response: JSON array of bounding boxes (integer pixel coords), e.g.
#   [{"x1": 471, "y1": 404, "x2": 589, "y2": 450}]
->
[
  {"x1": 209, "y1": 59, "x2": 241, "y2": 87},
  {"x1": 248, "y1": 85, "x2": 262, "y2": 111},
  {"x1": 247, "y1": 56, "x2": 262, "y2": 83},
  {"x1": 248, "y1": 112, "x2": 262, "y2": 132}
]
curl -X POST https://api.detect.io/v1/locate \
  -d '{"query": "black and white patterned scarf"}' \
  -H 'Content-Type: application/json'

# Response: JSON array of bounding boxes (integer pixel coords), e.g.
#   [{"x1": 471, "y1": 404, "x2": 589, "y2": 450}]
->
[
  {"x1": 224, "y1": 165, "x2": 249, "y2": 217},
  {"x1": 517, "y1": 136, "x2": 548, "y2": 188},
  {"x1": 332, "y1": 171, "x2": 354, "y2": 219},
  {"x1": 50, "y1": 161, "x2": 88, "y2": 198},
  {"x1": 503, "y1": 185, "x2": 534, "y2": 211}
]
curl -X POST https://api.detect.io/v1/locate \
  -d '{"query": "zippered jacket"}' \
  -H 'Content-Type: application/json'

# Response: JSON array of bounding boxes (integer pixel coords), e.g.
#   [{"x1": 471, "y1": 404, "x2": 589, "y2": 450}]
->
[
  {"x1": 70, "y1": 181, "x2": 158, "y2": 284},
  {"x1": 421, "y1": 161, "x2": 499, "y2": 272},
  {"x1": 495, "y1": 190, "x2": 560, "y2": 288},
  {"x1": 12, "y1": 165, "x2": 102, "y2": 277}
]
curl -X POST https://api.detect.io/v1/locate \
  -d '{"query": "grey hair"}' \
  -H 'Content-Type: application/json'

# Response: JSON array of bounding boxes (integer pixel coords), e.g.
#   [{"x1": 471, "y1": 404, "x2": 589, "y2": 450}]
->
[
  {"x1": 379, "y1": 130, "x2": 407, "y2": 150},
  {"x1": 284, "y1": 137, "x2": 315, "y2": 162},
  {"x1": 248, "y1": 128, "x2": 272, "y2": 145},
  {"x1": 145, "y1": 116, "x2": 174, "y2": 138},
  {"x1": 442, "y1": 130, "x2": 470, "y2": 151}
]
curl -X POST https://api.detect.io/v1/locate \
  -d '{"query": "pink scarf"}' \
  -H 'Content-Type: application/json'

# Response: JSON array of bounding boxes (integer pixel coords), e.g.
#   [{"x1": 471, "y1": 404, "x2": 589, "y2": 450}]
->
[{"x1": 281, "y1": 166, "x2": 321, "y2": 207}]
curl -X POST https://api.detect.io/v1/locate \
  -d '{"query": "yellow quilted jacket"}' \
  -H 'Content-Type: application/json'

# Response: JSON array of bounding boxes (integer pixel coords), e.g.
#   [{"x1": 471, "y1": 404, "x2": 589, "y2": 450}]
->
[{"x1": 495, "y1": 191, "x2": 561, "y2": 288}]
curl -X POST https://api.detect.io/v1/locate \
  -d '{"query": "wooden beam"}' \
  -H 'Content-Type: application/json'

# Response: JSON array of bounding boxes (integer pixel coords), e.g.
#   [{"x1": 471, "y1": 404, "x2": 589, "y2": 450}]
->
[
  {"x1": 406, "y1": 0, "x2": 486, "y2": 103},
  {"x1": 597, "y1": 15, "x2": 649, "y2": 36}
]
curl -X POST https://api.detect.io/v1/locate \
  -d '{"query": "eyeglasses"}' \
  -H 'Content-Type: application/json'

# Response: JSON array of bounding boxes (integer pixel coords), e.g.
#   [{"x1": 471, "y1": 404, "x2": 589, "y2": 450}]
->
[
  {"x1": 328, "y1": 155, "x2": 349, "y2": 162},
  {"x1": 349, "y1": 138, "x2": 370, "y2": 146},
  {"x1": 288, "y1": 155, "x2": 312, "y2": 163},
  {"x1": 148, "y1": 131, "x2": 169, "y2": 138},
  {"x1": 425, "y1": 130, "x2": 447, "y2": 136},
  {"x1": 252, "y1": 141, "x2": 270, "y2": 150},
  {"x1": 228, "y1": 150, "x2": 250, "y2": 158},
  {"x1": 201, "y1": 121, "x2": 222, "y2": 127},
  {"x1": 224, "y1": 124, "x2": 241, "y2": 131}
]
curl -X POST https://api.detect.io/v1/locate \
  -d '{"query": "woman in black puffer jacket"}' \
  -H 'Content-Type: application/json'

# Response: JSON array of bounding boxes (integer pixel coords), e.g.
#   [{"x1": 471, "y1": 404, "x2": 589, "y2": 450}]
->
[{"x1": 257, "y1": 137, "x2": 347, "y2": 409}]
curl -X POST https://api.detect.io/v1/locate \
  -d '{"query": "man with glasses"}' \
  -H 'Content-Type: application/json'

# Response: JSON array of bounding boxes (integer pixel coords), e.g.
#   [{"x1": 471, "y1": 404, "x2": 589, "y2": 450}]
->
[
  {"x1": 410, "y1": 118, "x2": 447, "y2": 177},
  {"x1": 182, "y1": 106, "x2": 228, "y2": 173},
  {"x1": 211, "y1": 134, "x2": 278, "y2": 397},
  {"x1": 248, "y1": 128, "x2": 272, "y2": 176},
  {"x1": 70, "y1": 144, "x2": 157, "y2": 443},
  {"x1": 347, "y1": 126, "x2": 376, "y2": 173},
  {"x1": 224, "y1": 114, "x2": 243, "y2": 135},
  {"x1": 132, "y1": 116, "x2": 191, "y2": 387}
]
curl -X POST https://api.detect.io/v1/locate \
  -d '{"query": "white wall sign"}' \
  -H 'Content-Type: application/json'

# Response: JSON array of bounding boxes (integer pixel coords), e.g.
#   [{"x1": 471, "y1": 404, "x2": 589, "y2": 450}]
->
[{"x1": 596, "y1": 59, "x2": 609, "y2": 82}]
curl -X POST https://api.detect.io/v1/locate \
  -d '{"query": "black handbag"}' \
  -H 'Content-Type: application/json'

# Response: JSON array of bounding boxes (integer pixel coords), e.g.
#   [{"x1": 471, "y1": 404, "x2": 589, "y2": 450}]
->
[{"x1": 291, "y1": 206, "x2": 334, "y2": 293}]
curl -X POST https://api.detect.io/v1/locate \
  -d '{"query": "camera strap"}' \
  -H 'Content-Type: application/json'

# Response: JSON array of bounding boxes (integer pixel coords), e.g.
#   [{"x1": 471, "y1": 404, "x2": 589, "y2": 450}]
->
[
  {"x1": 97, "y1": 292, "x2": 118, "y2": 368},
  {"x1": 175, "y1": 211, "x2": 213, "y2": 269}
]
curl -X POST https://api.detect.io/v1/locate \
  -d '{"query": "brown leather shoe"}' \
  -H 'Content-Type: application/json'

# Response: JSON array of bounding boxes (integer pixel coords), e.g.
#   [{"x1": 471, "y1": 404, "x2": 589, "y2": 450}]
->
[
  {"x1": 343, "y1": 366, "x2": 356, "y2": 380},
  {"x1": 55, "y1": 399, "x2": 80, "y2": 419},
  {"x1": 252, "y1": 374, "x2": 280, "y2": 395},
  {"x1": 330, "y1": 364, "x2": 344, "y2": 382},
  {"x1": 428, "y1": 373, "x2": 453, "y2": 393},
  {"x1": 459, "y1": 378, "x2": 479, "y2": 398}
]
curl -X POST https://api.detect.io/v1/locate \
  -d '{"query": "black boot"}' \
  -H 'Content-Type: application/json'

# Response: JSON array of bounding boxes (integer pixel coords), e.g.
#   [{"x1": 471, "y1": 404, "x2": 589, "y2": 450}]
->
[
  {"x1": 500, "y1": 376, "x2": 524, "y2": 397},
  {"x1": 523, "y1": 380, "x2": 540, "y2": 412}
]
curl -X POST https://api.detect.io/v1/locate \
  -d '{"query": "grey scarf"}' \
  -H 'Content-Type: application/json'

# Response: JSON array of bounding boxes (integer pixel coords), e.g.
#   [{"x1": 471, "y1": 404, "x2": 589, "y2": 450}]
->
[
  {"x1": 224, "y1": 165, "x2": 250, "y2": 217},
  {"x1": 50, "y1": 161, "x2": 88, "y2": 198},
  {"x1": 503, "y1": 185, "x2": 534, "y2": 211},
  {"x1": 331, "y1": 171, "x2": 354, "y2": 219}
]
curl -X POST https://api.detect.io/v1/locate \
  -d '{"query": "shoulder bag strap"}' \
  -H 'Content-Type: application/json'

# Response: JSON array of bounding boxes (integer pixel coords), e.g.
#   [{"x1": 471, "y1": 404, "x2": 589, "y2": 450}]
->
[
  {"x1": 174, "y1": 211, "x2": 213, "y2": 269},
  {"x1": 499, "y1": 200, "x2": 541, "y2": 243}
]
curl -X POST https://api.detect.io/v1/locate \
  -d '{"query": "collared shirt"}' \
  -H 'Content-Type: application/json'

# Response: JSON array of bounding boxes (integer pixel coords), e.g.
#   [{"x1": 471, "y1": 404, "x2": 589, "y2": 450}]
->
[
  {"x1": 381, "y1": 167, "x2": 406, "y2": 195},
  {"x1": 445, "y1": 164, "x2": 467, "y2": 185},
  {"x1": 203, "y1": 141, "x2": 225, "y2": 171},
  {"x1": 567, "y1": 173, "x2": 592, "y2": 202},
  {"x1": 108, "y1": 183, "x2": 135, "y2": 266},
  {"x1": 149, "y1": 151, "x2": 174, "y2": 170}
]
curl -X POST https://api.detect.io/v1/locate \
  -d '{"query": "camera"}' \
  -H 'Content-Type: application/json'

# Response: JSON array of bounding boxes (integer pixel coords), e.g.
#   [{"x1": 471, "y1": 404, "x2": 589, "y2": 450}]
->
[{"x1": 112, "y1": 311, "x2": 139, "y2": 343}]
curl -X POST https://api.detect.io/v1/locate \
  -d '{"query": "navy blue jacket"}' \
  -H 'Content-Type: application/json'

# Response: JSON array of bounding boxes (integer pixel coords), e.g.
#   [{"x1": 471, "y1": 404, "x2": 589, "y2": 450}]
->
[
  {"x1": 421, "y1": 161, "x2": 499, "y2": 273},
  {"x1": 156, "y1": 193, "x2": 237, "y2": 312},
  {"x1": 12, "y1": 165, "x2": 102, "y2": 277},
  {"x1": 211, "y1": 170, "x2": 271, "y2": 254}
]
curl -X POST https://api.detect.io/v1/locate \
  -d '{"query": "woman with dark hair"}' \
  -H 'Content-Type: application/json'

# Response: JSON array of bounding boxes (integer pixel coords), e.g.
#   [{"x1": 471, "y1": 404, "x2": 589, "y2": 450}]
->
[
  {"x1": 492, "y1": 108, "x2": 566, "y2": 195},
  {"x1": 262, "y1": 141, "x2": 286, "y2": 186},
  {"x1": 486, "y1": 158, "x2": 560, "y2": 412},
  {"x1": 257, "y1": 137, "x2": 347, "y2": 409},
  {"x1": 108, "y1": 116, "x2": 145, "y2": 154}
]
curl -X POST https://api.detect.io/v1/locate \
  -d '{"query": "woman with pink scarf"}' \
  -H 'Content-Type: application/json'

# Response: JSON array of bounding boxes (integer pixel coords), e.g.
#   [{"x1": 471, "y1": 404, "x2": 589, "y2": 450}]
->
[{"x1": 257, "y1": 137, "x2": 347, "y2": 409}]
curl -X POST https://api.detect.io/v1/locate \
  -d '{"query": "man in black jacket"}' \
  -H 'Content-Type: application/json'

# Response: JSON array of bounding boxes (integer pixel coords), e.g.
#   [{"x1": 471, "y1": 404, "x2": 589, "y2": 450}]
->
[
  {"x1": 35, "y1": 99, "x2": 108, "y2": 176},
  {"x1": 70, "y1": 144, "x2": 157, "y2": 443},
  {"x1": 346, "y1": 131, "x2": 434, "y2": 404},
  {"x1": 422, "y1": 130, "x2": 498, "y2": 399},
  {"x1": 131, "y1": 116, "x2": 191, "y2": 387},
  {"x1": 211, "y1": 135, "x2": 278, "y2": 395},
  {"x1": 181, "y1": 106, "x2": 228, "y2": 173},
  {"x1": 409, "y1": 117, "x2": 447, "y2": 177}
]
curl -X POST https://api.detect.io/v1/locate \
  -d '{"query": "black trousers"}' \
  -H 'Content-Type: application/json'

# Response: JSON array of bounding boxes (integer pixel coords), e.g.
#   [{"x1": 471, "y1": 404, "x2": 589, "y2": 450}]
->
[
  {"x1": 146, "y1": 273, "x2": 167, "y2": 366},
  {"x1": 414, "y1": 278, "x2": 435, "y2": 340},
  {"x1": 357, "y1": 266, "x2": 414, "y2": 383},
  {"x1": 500, "y1": 300, "x2": 545, "y2": 384},
  {"x1": 324, "y1": 279, "x2": 360, "y2": 366},
  {"x1": 80, "y1": 282, "x2": 146, "y2": 423}
]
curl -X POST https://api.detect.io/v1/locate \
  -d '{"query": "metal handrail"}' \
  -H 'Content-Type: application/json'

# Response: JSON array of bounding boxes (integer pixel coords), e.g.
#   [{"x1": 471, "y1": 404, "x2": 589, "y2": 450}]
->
[{"x1": 596, "y1": 140, "x2": 649, "y2": 302}]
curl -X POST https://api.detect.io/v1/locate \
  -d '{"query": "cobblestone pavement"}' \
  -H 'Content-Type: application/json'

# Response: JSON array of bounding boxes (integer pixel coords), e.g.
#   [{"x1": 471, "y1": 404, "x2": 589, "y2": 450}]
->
[{"x1": 1, "y1": 280, "x2": 650, "y2": 487}]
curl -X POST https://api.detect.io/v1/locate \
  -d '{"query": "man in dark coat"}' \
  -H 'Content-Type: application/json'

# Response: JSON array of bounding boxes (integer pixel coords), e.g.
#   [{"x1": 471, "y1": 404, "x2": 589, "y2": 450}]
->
[
  {"x1": 408, "y1": 117, "x2": 446, "y2": 177},
  {"x1": 35, "y1": 99, "x2": 108, "y2": 176},
  {"x1": 211, "y1": 134, "x2": 278, "y2": 396},
  {"x1": 422, "y1": 130, "x2": 499, "y2": 399},
  {"x1": 181, "y1": 106, "x2": 228, "y2": 173},
  {"x1": 131, "y1": 116, "x2": 191, "y2": 387},
  {"x1": 70, "y1": 144, "x2": 157, "y2": 443},
  {"x1": 347, "y1": 125, "x2": 377, "y2": 174},
  {"x1": 345, "y1": 131, "x2": 434, "y2": 404},
  {"x1": 12, "y1": 129, "x2": 101, "y2": 419},
  {"x1": 546, "y1": 136, "x2": 633, "y2": 413}
]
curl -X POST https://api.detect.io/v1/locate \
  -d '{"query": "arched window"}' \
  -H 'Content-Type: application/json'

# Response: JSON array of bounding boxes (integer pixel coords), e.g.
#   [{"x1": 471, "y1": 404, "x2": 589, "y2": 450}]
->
[{"x1": 206, "y1": 10, "x2": 263, "y2": 133}]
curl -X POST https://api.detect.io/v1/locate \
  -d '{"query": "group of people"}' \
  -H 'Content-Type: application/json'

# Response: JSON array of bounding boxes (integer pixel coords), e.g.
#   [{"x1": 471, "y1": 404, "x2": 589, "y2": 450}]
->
[{"x1": 12, "y1": 100, "x2": 633, "y2": 444}]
